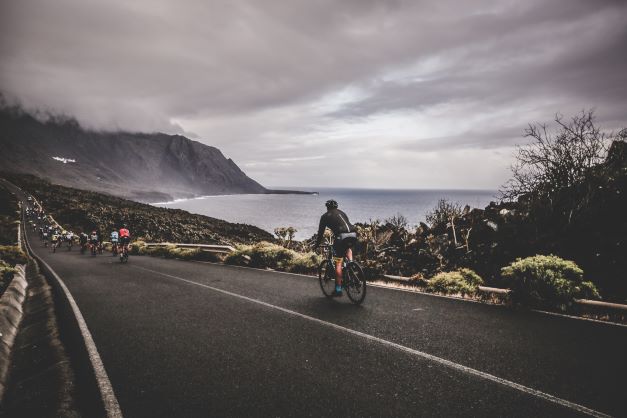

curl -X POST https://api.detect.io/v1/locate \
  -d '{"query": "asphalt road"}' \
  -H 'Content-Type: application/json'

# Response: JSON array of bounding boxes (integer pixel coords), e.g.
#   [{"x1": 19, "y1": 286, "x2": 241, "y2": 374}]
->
[{"x1": 22, "y1": 220, "x2": 627, "y2": 417}]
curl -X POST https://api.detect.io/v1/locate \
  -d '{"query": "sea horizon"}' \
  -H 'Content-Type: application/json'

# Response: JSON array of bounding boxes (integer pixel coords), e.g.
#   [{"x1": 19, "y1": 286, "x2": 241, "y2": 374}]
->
[{"x1": 153, "y1": 187, "x2": 498, "y2": 240}]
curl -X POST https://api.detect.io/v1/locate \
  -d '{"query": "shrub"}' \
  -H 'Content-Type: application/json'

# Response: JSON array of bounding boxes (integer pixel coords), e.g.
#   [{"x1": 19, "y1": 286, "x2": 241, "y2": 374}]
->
[
  {"x1": 284, "y1": 252, "x2": 320, "y2": 274},
  {"x1": 130, "y1": 240, "x2": 147, "y2": 255},
  {"x1": 0, "y1": 245, "x2": 28, "y2": 265},
  {"x1": 427, "y1": 268, "x2": 484, "y2": 296},
  {"x1": 146, "y1": 244, "x2": 177, "y2": 258},
  {"x1": 501, "y1": 255, "x2": 599, "y2": 311},
  {"x1": 425, "y1": 199, "x2": 463, "y2": 228},
  {"x1": 168, "y1": 247, "x2": 219, "y2": 262},
  {"x1": 224, "y1": 245, "x2": 254, "y2": 266},
  {"x1": 225, "y1": 241, "x2": 320, "y2": 274},
  {"x1": 0, "y1": 260, "x2": 17, "y2": 282}
]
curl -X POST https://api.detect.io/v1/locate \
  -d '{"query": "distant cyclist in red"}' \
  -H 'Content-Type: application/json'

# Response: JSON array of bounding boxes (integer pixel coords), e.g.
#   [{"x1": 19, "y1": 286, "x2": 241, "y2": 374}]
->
[{"x1": 119, "y1": 224, "x2": 131, "y2": 252}]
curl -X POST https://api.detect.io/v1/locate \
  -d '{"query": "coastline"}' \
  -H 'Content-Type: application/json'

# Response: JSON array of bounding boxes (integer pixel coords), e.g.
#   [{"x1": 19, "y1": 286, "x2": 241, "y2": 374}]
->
[{"x1": 151, "y1": 189, "x2": 317, "y2": 205}]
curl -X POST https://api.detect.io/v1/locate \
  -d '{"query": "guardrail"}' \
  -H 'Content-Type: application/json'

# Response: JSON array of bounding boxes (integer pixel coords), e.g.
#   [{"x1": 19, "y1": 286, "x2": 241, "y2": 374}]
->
[
  {"x1": 382, "y1": 274, "x2": 627, "y2": 315},
  {"x1": 143, "y1": 242, "x2": 235, "y2": 254}
]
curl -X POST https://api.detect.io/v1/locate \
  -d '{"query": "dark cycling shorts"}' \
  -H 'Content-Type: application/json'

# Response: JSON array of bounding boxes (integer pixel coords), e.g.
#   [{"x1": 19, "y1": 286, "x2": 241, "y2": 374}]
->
[
  {"x1": 120, "y1": 236, "x2": 130, "y2": 245},
  {"x1": 333, "y1": 232, "x2": 357, "y2": 259}
]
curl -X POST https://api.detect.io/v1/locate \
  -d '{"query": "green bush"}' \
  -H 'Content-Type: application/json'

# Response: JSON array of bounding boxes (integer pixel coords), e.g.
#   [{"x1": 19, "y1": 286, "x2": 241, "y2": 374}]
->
[
  {"x1": 501, "y1": 255, "x2": 599, "y2": 311},
  {"x1": 283, "y1": 252, "x2": 320, "y2": 274},
  {"x1": 0, "y1": 260, "x2": 17, "y2": 281},
  {"x1": 225, "y1": 241, "x2": 320, "y2": 274},
  {"x1": 427, "y1": 268, "x2": 484, "y2": 296},
  {"x1": 0, "y1": 245, "x2": 28, "y2": 265},
  {"x1": 168, "y1": 247, "x2": 218, "y2": 262},
  {"x1": 128, "y1": 242, "x2": 220, "y2": 262},
  {"x1": 129, "y1": 240, "x2": 147, "y2": 255},
  {"x1": 0, "y1": 259, "x2": 17, "y2": 293}
]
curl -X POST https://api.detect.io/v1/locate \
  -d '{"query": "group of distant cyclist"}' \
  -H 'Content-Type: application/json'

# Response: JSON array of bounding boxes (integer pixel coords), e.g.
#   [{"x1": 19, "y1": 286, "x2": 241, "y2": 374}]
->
[
  {"x1": 26, "y1": 205, "x2": 132, "y2": 262},
  {"x1": 24, "y1": 196, "x2": 366, "y2": 301}
]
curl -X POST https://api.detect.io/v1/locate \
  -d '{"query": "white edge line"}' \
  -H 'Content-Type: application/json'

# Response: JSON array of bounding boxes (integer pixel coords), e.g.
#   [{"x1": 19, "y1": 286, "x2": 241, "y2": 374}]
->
[
  {"x1": 135, "y1": 264, "x2": 611, "y2": 418},
  {"x1": 21, "y1": 196, "x2": 123, "y2": 418},
  {"x1": 192, "y1": 261, "x2": 627, "y2": 329}
]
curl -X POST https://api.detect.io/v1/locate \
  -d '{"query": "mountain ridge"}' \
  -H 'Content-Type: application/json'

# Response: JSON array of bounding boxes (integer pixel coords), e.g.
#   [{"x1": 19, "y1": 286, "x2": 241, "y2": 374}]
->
[{"x1": 0, "y1": 106, "x2": 269, "y2": 202}]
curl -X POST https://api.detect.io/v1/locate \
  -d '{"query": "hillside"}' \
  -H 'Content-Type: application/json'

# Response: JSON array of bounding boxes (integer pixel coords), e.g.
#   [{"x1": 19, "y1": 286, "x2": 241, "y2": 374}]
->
[
  {"x1": 3, "y1": 174, "x2": 274, "y2": 245},
  {"x1": 0, "y1": 105, "x2": 267, "y2": 202}
]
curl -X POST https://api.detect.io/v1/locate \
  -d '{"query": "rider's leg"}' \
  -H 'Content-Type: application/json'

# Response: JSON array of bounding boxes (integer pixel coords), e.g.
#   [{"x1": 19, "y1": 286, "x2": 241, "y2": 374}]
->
[
  {"x1": 335, "y1": 258, "x2": 343, "y2": 294},
  {"x1": 335, "y1": 258, "x2": 342, "y2": 286}
]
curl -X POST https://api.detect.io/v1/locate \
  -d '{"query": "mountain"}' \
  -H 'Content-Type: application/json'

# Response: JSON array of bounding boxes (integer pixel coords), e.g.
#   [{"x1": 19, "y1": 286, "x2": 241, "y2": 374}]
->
[{"x1": 0, "y1": 106, "x2": 267, "y2": 202}]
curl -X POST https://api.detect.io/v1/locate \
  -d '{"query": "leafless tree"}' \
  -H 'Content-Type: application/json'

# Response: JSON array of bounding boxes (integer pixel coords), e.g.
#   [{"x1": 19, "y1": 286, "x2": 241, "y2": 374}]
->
[
  {"x1": 425, "y1": 199, "x2": 462, "y2": 228},
  {"x1": 501, "y1": 110, "x2": 610, "y2": 201}
]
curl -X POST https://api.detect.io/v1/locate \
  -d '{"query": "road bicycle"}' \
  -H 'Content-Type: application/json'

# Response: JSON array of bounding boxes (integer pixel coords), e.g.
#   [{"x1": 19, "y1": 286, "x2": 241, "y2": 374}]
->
[
  {"x1": 318, "y1": 244, "x2": 367, "y2": 305},
  {"x1": 90, "y1": 241, "x2": 98, "y2": 256},
  {"x1": 119, "y1": 243, "x2": 129, "y2": 263}
]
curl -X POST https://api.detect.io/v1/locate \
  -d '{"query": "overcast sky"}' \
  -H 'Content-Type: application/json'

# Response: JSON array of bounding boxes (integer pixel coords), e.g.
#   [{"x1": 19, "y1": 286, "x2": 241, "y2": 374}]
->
[{"x1": 1, "y1": 0, "x2": 626, "y2": 189}]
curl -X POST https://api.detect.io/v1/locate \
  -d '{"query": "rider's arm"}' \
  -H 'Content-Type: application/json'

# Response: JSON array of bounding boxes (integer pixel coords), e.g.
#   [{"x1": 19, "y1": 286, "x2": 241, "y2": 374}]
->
[{"x1": 314, "y1": 215, "x2": 327, "y2": 248}]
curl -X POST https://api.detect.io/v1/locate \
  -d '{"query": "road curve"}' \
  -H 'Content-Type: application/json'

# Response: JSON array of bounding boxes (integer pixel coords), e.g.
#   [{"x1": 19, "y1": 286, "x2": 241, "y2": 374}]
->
[{"x1": 21, "y1": 216, "x2": 627, "y2": 417}]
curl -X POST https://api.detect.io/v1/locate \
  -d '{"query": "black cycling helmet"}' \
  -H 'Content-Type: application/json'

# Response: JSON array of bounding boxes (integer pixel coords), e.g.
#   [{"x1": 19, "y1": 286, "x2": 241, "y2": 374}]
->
[{"x1": 325, "y1": 199, "x2": 338, "y2": 209}]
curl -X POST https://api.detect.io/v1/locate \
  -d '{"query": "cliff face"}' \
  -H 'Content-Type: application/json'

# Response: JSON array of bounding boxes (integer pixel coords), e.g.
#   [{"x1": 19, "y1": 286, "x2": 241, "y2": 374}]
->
[{"x1": 0, "y1": 108, "x2": 267, "y2": 202}]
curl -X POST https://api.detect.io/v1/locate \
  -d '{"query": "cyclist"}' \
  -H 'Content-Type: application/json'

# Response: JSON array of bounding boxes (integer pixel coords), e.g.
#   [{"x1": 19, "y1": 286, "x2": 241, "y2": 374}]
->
[
  {"x1": 314, "y1": 200, "x2": 357, "y2": 297},
  {"x1": 119, "y1": 224, "x2": 131, "y2": 256},
  {"x1": 79, "y1": 232, "x2": 88, "y2": 253},
  {"x1": 66, "y1": 230, "x2": 74, "y2": 249},
  {"x1": 51, "y1": 230, "x2": 60, "y2": 251},
  {"x1": 89, "y1": 230, "x2": 99, "y2": 255},
  {"x1": 110, "y1": 230, "x2": 119, "y2": 254}
]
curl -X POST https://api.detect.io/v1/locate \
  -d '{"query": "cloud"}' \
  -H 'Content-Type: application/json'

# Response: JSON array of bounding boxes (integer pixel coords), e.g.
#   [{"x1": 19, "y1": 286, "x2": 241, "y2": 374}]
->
[{"x1": 1, "y1": 0, "x2": 626, "y2": 188}]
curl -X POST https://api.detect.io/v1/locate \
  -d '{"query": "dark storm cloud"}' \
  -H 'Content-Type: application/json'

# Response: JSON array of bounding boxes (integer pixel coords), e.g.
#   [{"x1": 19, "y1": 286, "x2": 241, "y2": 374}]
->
[
  {"x1": 328, "y1": 1, "x2": 627, "y2": 123},
  {"x1": 1, "y1": 0, "x2": 625, "y2": 187}
]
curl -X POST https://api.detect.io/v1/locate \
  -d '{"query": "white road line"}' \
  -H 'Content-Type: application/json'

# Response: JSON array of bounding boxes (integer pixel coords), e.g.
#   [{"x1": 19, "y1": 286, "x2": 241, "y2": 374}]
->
[{"x1": 134, "y1": 265, "x2": 611, "y2": 418}]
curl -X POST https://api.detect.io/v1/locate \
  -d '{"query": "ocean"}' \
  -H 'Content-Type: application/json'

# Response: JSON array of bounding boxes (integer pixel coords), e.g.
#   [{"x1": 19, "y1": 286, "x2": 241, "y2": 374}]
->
[{"x1": 153, "y1": 188, "x2": 497, "y2": 240}]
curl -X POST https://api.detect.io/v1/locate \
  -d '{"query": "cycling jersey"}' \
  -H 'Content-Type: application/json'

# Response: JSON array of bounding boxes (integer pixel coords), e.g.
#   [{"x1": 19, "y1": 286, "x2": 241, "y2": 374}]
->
[
  {"x1": 315, "y1": 208, "x2": 358, "y2": 264},
  {"x1": 315, "y1": 209, "x2": 356, "y2": 248},
  {"x1": 119, "y1": 228, "x2": 130, "y2": 238},
  {"x1": 111, "y1": 231, "x2": 119, "y2": 242},
  {"x1": 90, "y1": 234, "x2": 98, "y2": 242}
]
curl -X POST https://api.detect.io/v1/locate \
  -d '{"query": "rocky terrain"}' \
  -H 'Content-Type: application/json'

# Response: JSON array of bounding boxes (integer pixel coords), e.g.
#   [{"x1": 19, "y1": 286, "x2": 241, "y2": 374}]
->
[
  {"x1": 0, "y1": 186, "x2": 19, "y2": 245},
  {"x1": 0, "y1": 104, "x2": 268, "y2": 202},
  {"x1": 3, "y1": 174, "x2": 274, "y2": 245}
]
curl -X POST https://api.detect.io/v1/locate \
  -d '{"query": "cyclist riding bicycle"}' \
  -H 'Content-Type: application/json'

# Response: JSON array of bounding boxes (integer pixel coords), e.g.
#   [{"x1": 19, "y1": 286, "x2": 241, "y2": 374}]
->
[
  {"x1": 79, "y1": 232, "x2": 88, "y2": 252},
  {"x1": 314, "y1": 200, "x2": 358, "y2": 297},
  {"x1": 119, "y1": 224, "x2": 131, "y2": 254},
  {"x1": 51, "y1": 231, "x2": 60, "y2": 250},
  {"x1": 89, "y1": 230, "x2": 99, "y2": 247},
  {"x1": 110, "y1": 230, "x2": 119, "y2": 251}
]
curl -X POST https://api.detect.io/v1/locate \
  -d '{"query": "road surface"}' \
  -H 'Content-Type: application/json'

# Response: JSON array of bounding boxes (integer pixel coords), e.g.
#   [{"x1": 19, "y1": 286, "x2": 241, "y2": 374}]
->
[{"x1": 22, "y1": 216, "x2": 627, "y2": 417}]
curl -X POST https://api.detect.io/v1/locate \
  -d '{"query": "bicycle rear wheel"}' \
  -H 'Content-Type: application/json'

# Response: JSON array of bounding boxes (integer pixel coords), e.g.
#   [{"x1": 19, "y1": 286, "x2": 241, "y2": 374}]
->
[
  {"x1": 345, "y1": 262, "x2": 367, "y2": 304},
  {"x1": 318, "y1": 260, "x2": 336, "y2": 298}
]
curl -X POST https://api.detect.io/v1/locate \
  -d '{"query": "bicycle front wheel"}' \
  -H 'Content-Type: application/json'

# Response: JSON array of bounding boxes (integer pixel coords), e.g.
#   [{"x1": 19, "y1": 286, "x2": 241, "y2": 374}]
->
[
  {"x1": 345, "y1": 262, "x2": 367, "y2": 304},
  {"x1": 318, "y1": 260, "x2": 336, "y2": 298}
]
